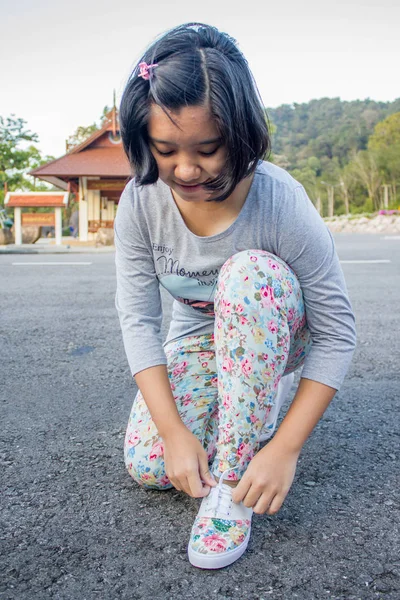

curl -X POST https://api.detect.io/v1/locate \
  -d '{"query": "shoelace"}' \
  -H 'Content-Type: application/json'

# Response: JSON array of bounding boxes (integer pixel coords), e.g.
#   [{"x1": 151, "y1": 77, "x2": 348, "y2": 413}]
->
[{"x1": 204, "y1": 468, "x2": 234, "y2": 518}]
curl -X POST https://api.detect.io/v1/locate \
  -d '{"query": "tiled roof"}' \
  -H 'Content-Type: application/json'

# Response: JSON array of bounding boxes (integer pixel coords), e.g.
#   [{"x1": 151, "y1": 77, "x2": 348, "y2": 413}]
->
[
  {"x1": 31, "y1": 147, "x2": 131, "y2": 178},
  {"x1": 5, "y1": 192, "x2": 69, "y2": 207},
  {"x1": 30, "y1": 109, "x2": 131, "y2": 181}
]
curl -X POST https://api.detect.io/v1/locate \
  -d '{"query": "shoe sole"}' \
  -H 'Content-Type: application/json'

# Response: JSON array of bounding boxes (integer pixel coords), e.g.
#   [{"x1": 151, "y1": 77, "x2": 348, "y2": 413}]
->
[{"x1": 188, "y1": 528, "x2": 251, "y2": 569}]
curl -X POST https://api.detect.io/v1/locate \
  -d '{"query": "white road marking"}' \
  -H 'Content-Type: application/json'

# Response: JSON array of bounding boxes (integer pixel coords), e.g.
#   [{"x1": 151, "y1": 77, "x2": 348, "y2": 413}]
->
[
  {"x1": 340, "y1": 260, "x2": 391, "y2": 264},
  {"x1": 12, "y1": 262, "x2": 93, "y2": 266},
  {"x1": 11, "y1": 260, "x2": 391, "y2": 267},
  {"x1": 383, "y1": 236, "x2": 400, "y2": 240}
]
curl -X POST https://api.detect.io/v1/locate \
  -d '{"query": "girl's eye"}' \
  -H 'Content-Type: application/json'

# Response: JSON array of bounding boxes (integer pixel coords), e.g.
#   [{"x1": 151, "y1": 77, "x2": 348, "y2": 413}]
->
[
  {"x1": 200, "y1": 147, "x2": 219, "y2": 156},
  {"x1": 156, "y1": 149, "x2": 174, "y2": 157},
  {"x1": 154, "y1": 146, "x2": 220, "y2": 157}
]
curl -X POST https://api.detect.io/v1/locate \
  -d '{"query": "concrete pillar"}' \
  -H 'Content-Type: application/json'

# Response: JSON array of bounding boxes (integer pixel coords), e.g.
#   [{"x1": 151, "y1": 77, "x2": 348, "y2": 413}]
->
[
  {"x1": 101, "y1": 196, "x2": 108, "y2": 222},
  {"x1": 107, "y1": 200, "x2": 114, "y2": 221},
  {"x1": 14, "y1": 207, "x2": 22, "y2": 245},
  {"x1": 87, "y1": 188, "x2": 100, "y2": 241},
  {"x1": 93, "y1": 190, "x2": 100, "y2": 220},
  {"x1": 79, "y1": 177, "x2": 88, "y2": 241},
  {"x1": 55, "y1": 207, "x2": 62, "y2": 245}
]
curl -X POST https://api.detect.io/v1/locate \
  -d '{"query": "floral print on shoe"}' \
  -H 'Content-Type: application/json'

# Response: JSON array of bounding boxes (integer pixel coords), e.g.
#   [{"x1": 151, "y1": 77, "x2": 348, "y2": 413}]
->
[
  {"x1": 188, "y1": 469, "x2": 253, "y2": 569},
  {"x1": 190, "y1": 517, "x2": 250, "y2": 554}
]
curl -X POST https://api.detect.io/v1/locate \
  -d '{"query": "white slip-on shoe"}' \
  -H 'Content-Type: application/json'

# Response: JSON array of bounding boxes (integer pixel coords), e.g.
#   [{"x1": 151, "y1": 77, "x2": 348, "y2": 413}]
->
[
  {"x1": 259, "y1": 371, "x2": 295, "y2": 442},
  {"x1": 188, "y1": 469, "x2": 253, "y2": 570}
]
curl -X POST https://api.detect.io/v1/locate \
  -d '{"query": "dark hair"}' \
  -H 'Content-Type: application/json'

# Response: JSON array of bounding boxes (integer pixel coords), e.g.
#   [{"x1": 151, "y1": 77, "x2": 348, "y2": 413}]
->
[{"x1": 120, "y1": 23, "x2": 271, "y2": 202}]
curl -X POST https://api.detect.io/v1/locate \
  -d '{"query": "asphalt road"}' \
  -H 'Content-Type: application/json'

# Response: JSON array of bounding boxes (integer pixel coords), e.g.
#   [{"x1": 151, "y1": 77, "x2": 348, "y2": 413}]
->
[{"x1": 1, "y1": 234, "x2": 399, "y2": 600}]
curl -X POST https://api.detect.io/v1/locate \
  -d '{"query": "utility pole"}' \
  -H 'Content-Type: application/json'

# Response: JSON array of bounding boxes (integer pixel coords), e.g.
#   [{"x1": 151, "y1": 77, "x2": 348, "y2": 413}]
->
[
  {"x1": 381, "y1": 184, "x2": 390, "y2": 209},
  {"x1": 328, "y1": 186, "x2": 334, "y2": 217},
  {"x1": 321, "y1": 181, "x2": 344, "y2": 217},
  {"x1": 321, "y1": 182, "x2": 334, "y2": 217}
]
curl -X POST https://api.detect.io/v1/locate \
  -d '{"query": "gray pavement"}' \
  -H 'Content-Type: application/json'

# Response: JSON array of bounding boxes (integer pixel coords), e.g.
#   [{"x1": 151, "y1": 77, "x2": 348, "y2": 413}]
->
[
  {"x1": 0, "y1": 241, "x2": 115, "y2": 254},
  {"x1": 1, "y1": 234, "x2": 399, "y2": 599}
]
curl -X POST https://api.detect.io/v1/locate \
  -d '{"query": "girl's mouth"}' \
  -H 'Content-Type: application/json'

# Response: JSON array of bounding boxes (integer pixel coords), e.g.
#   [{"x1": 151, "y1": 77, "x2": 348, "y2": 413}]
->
[{"x1": 175, "y1": 182, "x2": 203, "y2": 193}]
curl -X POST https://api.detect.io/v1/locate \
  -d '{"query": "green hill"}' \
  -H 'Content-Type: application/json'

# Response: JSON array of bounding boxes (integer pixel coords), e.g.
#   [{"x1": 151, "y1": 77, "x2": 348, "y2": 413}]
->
[{"x1": 266, "y1": 97, "x2": 400, "y2": 215}]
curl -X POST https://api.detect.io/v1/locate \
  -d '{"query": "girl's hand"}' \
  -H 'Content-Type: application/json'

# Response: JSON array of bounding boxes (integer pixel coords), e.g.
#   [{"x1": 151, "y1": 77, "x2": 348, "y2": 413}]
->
[
  {"x1": 162, "y1": 425, "x2": 217, "y2": 498},
  {"x1": 231, "y1": 439, "x2": 300, "y2": 515}
]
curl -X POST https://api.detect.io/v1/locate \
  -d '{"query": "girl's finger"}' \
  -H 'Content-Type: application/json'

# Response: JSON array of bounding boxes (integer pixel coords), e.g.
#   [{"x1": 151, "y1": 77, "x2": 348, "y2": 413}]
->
[
  {"x1": 168, "y1": 477, "x2": 181, "y2": 491},
  {"x1": 199, "y1": 455, "x2": 217, "y2": 488},
  {"x1": 253, "y1": 493, "x2": 274, "y2": 515},
  {"x1": 231, "y1": 475, "x2": 251, "y2": 503},
  {"x1": 241, "y1": 485, "x2": 263, "y2": 509},
  {"x1": 187, "y1": 472, "x2": 207, "y2": 498},
  {"x1": 267, "y1": 494, "x2": 284, "y2": 515}
]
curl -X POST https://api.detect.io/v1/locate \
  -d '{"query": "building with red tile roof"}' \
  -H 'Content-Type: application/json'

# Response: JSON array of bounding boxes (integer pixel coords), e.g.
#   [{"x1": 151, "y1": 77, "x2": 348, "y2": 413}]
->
[
  {"x1": 30, "y1": 107, "x2": 131, "y2": 242},
  {"x1": 4, "y1": 192, "x2": 69, "y2": 245}
]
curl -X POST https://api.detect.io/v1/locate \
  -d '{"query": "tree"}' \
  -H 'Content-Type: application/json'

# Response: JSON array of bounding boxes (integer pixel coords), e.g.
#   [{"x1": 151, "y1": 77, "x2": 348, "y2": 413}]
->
[
  {"x1": 65, "y1": 105, "x2": 112, "y2": 151},
  {"x1": 350, "y1": 150, "x2": 382, "y2": 211},
  {"x1": 0, "y1": 115, "x2": 51, "y2": 207},
  {"x1": 368, "y1": 112, "x2": 400, "y2": 204},
  {"x1": 369, "y1": 112, "x2": 400, "y2": 153},
  {"x1": 65, "y1": 123, "x2": 98, "y2": 151},
  {"x1": 267, "y1": 97, "x2": 399, "y2": 170},
  {"x1": 337, "y1": 164, "x2": 355, "y2": 215}
]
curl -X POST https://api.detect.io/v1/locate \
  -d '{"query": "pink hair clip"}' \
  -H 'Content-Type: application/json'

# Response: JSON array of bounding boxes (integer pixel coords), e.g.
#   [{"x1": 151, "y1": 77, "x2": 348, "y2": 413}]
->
[{"x1": 138, "y1": 61, "x2": 159, "y2": 80}]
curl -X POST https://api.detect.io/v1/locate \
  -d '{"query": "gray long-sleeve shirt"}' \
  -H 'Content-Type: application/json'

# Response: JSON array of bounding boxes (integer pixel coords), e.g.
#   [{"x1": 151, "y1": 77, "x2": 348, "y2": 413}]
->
[{"x1": 115, "y1": 161, "x2": 356, "y2": 390}]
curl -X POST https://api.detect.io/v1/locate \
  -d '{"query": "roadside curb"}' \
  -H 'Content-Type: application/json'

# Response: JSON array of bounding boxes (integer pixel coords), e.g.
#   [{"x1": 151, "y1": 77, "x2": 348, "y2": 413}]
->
[{"x1": 0, "y1": 245, "x2": 115, "y2": 255}]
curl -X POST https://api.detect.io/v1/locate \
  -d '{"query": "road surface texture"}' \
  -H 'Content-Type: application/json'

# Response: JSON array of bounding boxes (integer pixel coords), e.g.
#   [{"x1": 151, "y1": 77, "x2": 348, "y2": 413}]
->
[{"x1": 1, "y1": 234, "x2": 399, "y2": 599}]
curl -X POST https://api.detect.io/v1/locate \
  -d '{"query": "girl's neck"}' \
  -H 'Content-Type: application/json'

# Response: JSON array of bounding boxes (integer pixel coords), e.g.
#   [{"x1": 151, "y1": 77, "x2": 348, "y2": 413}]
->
[
  {"x1": 171, "y1": 173, "x2": 255, "y2": 237},
  {"x1": 171, "y1": 173, "x2": 255, "y2": 215}
]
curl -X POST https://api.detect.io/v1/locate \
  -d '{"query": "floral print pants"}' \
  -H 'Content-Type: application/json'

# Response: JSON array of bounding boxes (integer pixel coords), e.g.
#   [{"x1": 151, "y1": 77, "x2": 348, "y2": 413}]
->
[{"x1": 124, "y1": 250, "x2": 312, "y2": 488}]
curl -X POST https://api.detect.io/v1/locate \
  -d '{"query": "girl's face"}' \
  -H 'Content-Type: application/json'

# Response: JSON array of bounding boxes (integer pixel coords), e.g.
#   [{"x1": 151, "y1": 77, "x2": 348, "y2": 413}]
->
[{"x1": 147, "y1": 104, "x2": 227, "y2": 203}]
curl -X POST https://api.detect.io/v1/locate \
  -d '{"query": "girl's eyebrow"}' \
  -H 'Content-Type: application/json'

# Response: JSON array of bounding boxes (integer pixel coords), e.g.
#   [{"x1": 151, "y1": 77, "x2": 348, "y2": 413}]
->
[{"x1": 149, "y1": 137, "x2": 222, "y2": 146}]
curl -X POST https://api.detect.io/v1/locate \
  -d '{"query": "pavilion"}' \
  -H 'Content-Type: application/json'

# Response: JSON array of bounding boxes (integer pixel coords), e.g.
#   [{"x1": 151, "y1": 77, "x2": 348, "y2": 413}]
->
[
  {"x1": 30, "y1": 108, "x2": 131, "y2": 242},
  {"x1": 4, "y1": 191, "x2": 69, "y2": 245}
]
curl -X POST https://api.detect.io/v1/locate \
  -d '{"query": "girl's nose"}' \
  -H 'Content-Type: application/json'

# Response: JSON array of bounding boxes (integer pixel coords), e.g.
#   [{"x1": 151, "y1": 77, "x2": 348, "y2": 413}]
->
[{"x1": 174, "y1": 160, "x2": 201, "y2": 183}]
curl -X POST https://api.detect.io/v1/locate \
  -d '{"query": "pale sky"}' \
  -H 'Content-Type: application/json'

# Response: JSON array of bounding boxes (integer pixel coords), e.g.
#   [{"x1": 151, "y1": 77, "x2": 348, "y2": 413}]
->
[{"x1": 1, "y1": 0, "x2": 398, "y2": 158}]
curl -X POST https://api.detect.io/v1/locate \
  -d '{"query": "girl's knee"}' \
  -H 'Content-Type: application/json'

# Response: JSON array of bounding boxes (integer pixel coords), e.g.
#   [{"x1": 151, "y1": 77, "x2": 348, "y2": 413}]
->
[
  {"x1": 217, "y1": 250, "x2": 295, "y2": 296},
  {"x1": 124, "y1": 454, "x2": 172, "y2": 490},
  {"x1": 226, "y1": 249, "x2": 290, "y2": 274}
]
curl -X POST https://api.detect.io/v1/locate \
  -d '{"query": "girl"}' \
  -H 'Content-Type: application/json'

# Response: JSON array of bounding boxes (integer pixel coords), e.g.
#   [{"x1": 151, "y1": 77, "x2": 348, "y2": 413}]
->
[{"x1": 115, "y1": 23, "x2": 356, "y2": 570}]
